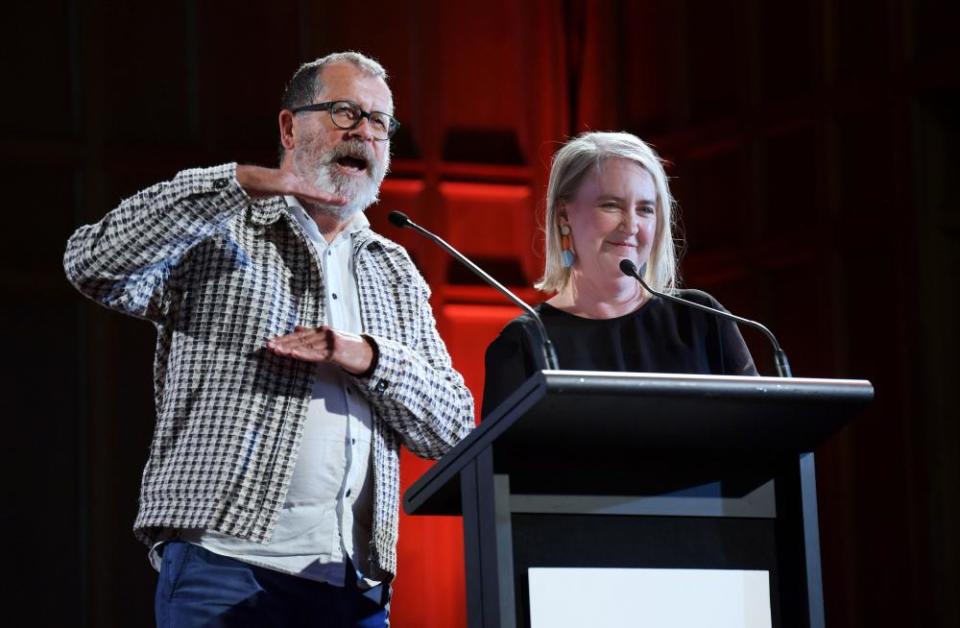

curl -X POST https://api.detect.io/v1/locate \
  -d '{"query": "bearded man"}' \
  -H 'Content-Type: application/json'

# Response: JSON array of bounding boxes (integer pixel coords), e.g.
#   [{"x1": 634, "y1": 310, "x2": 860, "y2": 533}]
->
[{"x1": 64, "y1": 51, "x2": 474, "y2": 627}]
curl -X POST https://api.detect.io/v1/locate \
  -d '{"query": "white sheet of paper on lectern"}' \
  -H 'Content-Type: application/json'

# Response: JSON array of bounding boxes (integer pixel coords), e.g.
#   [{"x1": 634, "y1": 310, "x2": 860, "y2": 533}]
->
[{"x1": 528, "y1": 567, "x2": 772, "y2": 628}]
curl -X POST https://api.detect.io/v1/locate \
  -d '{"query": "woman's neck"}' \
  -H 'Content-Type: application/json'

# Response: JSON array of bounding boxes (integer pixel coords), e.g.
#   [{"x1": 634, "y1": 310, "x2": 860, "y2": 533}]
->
[{"x1": 548, "y1": 273, "x2": 647, "y2": 319}]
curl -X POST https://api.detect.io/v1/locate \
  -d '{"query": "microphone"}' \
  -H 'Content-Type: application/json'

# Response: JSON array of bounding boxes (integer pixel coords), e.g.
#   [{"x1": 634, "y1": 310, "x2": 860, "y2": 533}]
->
[
  {"x1": 619, "y1": 259, "x2": 793, "y2": 377},
  {"x1": 388, "y1": 211, "x2": 560, "y2": 370}
]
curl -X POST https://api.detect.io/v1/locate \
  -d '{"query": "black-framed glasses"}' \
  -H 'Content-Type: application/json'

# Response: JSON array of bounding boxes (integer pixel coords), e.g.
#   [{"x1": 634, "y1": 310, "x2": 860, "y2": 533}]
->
[{"x1": 289, "y1": 100, "x2": 399, "y2": 141}]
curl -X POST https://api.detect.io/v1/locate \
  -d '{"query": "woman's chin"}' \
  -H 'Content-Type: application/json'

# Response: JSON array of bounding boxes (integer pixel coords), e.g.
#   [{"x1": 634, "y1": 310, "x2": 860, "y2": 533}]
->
[{"x1": 605, "y1": 252, "x2": 638, "y2": 271}]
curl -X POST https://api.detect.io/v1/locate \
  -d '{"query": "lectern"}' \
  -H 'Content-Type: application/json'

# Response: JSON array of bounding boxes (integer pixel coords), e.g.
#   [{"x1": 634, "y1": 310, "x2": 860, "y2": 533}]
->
[{"x1": 404, "y1": 370, "x2": 874, "y2": 628}]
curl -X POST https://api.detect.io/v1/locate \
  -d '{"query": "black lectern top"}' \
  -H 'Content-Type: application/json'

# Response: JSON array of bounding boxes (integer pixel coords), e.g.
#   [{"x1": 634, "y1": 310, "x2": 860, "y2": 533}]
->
[{"x1": 405, "y1": 370, "x2": 873, "y2": 516}]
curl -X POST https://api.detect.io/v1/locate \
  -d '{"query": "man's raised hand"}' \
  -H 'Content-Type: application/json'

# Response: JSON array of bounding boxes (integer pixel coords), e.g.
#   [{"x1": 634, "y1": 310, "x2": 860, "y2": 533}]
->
[{"x1": 236, "y1": 165, "x2": 347, "y2": 206}]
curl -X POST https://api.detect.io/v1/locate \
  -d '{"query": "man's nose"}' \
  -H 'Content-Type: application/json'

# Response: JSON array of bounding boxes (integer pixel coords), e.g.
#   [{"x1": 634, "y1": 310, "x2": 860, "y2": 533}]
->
[{"x1": 347, "y1": 116, "x2": 376, "y2": 141}]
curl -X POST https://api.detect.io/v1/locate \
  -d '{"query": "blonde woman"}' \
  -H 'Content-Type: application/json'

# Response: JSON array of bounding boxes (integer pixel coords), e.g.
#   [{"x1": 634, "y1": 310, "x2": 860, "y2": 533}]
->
[{"x1": 482, "y1": 131, "x2": 757, "y2": 415}]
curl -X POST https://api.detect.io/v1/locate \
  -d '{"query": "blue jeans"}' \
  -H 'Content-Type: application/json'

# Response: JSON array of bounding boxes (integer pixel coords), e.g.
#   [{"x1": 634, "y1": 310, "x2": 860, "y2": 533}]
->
[{"x1": 155, "y1": 541, "x2": 390, "y2": 627}]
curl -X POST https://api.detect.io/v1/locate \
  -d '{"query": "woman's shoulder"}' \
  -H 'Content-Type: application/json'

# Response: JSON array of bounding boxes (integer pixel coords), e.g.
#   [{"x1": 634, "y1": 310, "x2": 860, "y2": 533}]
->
[
  {"x1": 487, "y1": 303, "x2": 564, "y2": 356},
  {"x1": 645, "y1": 289, "x2": 734, "y2": 328},
  {"x1": 669, "y1": 288, "x2": 726, "y2": 310},
  {"x1": 499, "y1": 302, "x2": 564, "y2": 326},
  {"x1": 488, "y1": 309, "x2": 539, "y2": 350}
]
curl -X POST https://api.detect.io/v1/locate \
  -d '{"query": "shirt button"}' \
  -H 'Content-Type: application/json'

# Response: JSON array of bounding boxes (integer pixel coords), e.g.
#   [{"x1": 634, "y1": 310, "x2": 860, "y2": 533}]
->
[
  {"x1": 332, "y1": 293, "x2": 338, "y2": 300},
  {"x1": 351, "y1": 438, "x2": 357, "y2": 445},
  {"x1": 346, "y1": 489, "x2": 352, "y2": 498}
]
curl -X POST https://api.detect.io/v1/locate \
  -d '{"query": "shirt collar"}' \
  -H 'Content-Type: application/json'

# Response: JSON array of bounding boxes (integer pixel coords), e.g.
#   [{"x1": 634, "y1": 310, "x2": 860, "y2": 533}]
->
[{"x1": 283, "y1": 195, "x2": 370, "y2": 245}]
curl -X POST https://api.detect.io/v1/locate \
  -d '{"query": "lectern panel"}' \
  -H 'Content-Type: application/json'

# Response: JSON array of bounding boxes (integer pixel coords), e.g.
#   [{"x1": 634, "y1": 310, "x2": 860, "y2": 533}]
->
[{"x1": 511, "y1": 514, "x2": 782, "y2": 628}]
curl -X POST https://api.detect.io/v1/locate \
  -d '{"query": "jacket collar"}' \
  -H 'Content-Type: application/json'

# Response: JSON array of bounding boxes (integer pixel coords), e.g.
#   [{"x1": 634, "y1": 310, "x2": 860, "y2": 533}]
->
[
  {"x1": 351, "y1": 225, "x2": 403, "y2": 257},
  {"x1": 246, "y1": 194, "x2": 401, "y2": 257}
]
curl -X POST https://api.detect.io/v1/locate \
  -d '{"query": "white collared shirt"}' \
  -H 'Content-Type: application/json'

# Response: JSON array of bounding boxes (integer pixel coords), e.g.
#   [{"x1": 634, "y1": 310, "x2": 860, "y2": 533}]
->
[{"x1": 182, "y1": 197, "x2": 380, "y2": 587}]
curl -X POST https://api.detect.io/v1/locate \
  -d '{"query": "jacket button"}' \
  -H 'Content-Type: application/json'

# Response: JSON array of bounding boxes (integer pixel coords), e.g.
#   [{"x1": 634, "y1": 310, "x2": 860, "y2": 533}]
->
[
  {"x1": 213, "y1": 178, "x2": 229, "y2": 189},
  {"x1": 375, "y1": 380, "x2": 388, "y2": 393}
]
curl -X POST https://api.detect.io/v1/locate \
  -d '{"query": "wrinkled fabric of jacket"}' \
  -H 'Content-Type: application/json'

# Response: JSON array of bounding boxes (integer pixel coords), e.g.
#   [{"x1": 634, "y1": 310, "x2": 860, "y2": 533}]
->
[{"x1": 63, "y1": 163, "x2": 475, "y2": 578}]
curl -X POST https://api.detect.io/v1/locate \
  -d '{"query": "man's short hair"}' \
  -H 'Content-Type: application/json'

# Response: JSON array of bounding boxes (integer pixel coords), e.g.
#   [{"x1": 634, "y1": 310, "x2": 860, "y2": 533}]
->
[{"x1": 278, "y1": 51, "x2": 390, "y2": 163}]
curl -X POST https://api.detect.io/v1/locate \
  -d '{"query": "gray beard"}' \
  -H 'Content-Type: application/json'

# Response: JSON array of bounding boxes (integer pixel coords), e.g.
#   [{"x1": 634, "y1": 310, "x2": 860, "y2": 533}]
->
[
  {"x1": 296, "y1": 142, "x2": 390, "y2": 221},
  {"x1": 310, "y1": 164, "x2": 381, "y2": 220}
]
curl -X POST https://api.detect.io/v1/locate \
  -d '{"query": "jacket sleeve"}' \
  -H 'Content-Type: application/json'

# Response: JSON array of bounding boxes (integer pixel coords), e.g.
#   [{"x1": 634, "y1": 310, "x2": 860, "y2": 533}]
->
[
  {"x1": 63, "y1": 163, "x2": 248, "y2": 323},
  {"x1": 353, "y1": 277, "x2": 476, "y2": 461}
]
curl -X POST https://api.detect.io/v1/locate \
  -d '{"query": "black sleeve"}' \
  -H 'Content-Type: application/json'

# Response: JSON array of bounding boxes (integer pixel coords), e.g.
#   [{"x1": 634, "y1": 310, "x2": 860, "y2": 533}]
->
[
  {"x1": 685, "y1": 289, "x2": 759, "y2": 376},
  {"x1": 718, "y1": 317, "x2": 759, "y2": 376},
  {"x1": 481, "y1": 318, "x2": 538, "y2": 418}
]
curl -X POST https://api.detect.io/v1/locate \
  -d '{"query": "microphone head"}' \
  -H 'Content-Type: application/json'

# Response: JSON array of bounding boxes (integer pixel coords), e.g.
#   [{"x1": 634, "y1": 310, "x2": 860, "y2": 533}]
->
[
  {"x1": 387, "y1": 211, "x2": 411, "y2": 228},
  {"x1": 619, "y1": 258, "x2": 638, "y2": 277}
]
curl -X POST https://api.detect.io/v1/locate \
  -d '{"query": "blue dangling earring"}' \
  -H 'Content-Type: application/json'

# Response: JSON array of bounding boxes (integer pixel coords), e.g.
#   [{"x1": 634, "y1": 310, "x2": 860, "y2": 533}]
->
[{"x1": 560, "y1": 221, "x2": 575, "y2": 268}]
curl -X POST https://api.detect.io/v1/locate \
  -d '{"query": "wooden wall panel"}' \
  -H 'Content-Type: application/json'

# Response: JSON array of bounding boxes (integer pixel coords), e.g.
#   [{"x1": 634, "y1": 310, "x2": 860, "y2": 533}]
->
[
  {"x1": 761, "y1": 126, "x2": 822, "y2": 239},
  {"x1": 912, "y1": 90, "x2": 960, "y2": 628},
  {"x1": 673, "y1": 146, "x2": 751, "y2": 254},
  {"x1": 195, "y1": 1, "x2": 302, "y2": 159},
  {"x1": 440, "y1": 303, "x2": 524, "y2": 417},
  {"x1": 684, "y1": 0, "x2": 748, "y2": 123},
  {"x1": 910, "y1": 0, "x2": 960, "y2": 62},
  {"x1": 439, "y1": 182, "x2": 535, "y2": 285},
  {"x1": 835, "y1": 108, "x2": 898, "y2": 223},
  {"x1": 392, "y1": 477, "x2": 466, "y2": 628},
  {"x1": 621, "y1": 0, "x2": 686, "y2": 134},
  {"x1": 2, "y1": 2, "x2": 74, "y2": 140},
  {"x1": 758, "y1": 0, "x2": 821, "y2": 102},
  {"x1": 85, "y1": 311, "x2": 159, "y2": 628},
  {"x1": 437, "y1": 2, "x2": 531, "y2": 156},
  {"x1": 2, "y1": 303, "x2": 83, "y2": 628},
  {"x1": 833, "y1": 246, "x2": 915, "y2": 626},
  {"x1": 766, "y1": 262, "x2": 838, "y2": 377},
  {"x1": 831, "y1": 0, "x2": 893, "y2": 81},
  {"x1": 4, "y1": 166, "x2": 79, "y2": 275},
  {"x1": 100, "y1": 4, "x2": 193, "y2": 146},
  {"x1": 369, "y1": 179, "x2": 429, "y2": 269},
  {"x1": 568, "y1": 0, "x2": 621, "y2": 132}
]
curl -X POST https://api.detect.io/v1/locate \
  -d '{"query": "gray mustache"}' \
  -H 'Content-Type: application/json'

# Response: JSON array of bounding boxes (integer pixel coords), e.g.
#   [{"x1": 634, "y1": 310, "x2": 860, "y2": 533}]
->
[{"x1": 327, "y1": 140, "x2": 375, "y2": 164}]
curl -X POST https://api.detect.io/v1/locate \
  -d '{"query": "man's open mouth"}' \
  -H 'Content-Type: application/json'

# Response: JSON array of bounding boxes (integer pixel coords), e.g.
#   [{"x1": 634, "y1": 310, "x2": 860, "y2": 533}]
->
[{"x1": 335, "y1": 155, "x2": 369, "y2": 173}]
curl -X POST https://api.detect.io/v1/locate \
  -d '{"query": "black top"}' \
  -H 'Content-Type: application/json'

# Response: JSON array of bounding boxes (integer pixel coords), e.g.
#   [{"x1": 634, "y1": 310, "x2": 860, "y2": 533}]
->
[{"x1": 481, "y1": 289, "x2": 758, "y2": 416}]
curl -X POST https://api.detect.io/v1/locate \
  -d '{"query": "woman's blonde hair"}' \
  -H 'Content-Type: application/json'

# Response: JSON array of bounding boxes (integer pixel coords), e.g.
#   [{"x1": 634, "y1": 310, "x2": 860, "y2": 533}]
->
[{"x1": 535, "y1": 131, "x2": 679, "y2": 294}]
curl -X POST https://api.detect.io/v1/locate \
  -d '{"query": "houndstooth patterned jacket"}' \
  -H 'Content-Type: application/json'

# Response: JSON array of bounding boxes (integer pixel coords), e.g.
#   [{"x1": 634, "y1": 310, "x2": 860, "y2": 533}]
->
[{"x1": 64, "y1": 163, "x2": 475, "y2": 578}]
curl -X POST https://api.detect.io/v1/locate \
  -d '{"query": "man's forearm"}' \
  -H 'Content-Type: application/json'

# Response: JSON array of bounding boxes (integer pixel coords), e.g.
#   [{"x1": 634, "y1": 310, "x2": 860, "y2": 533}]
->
[{"x1": 354, "y1": 328, "x2": 475, "y2": 460}]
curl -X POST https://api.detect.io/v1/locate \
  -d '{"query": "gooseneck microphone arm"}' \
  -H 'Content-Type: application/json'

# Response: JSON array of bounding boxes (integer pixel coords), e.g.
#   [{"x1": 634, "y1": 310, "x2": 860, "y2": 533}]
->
[
  {"x1": 388, "y1": 211, "x2": 560, "y2": 371},
  {"x1": 619, "y1": 259, "x2": 793, "y2": 378}
]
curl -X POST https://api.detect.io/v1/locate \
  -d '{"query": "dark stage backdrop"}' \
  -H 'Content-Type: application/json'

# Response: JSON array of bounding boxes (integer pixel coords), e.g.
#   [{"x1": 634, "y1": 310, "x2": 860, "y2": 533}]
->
[{"x1": 2, "y1": 1, "x2": 957, "y2": 626}]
